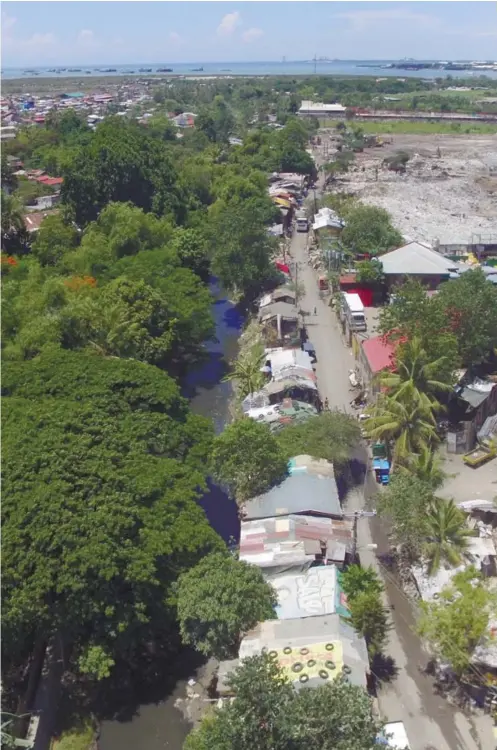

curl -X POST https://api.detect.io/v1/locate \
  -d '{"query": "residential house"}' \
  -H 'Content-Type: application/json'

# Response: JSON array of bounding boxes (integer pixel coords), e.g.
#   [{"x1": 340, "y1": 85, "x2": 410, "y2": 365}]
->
[
  {"x1": 241, "y1": 455, "x2": 342, "y2": 522},
  {"x1": 239, "y1": 514, "x2": 354, "y2": 572},
  {"x1": 298, "y1": 101, "x2": 346, "y2": 117},
  {"x1": 258, "y1": 302, "x2": 299, "y2": 343},
  {"x1": 259, "y1": 287, "x2": 296, "y2": 308},
  {"x1": 359, "y1": 335, "x2": 396, "y2": 395},
  {"x1": 246, "y1": 399, "x2": 318, "y2": 432},
  {"x1": 448, "y1": 376, "x2": 497, "y2": 453},
  {"x1": 238, "y1": 614, "x2": 369, "y2": 690},
  {"x1": 312, "y1": 207, "x2": 345, "y2": 237},
  {"x1": 23, "y1": 210, "x2": 60, "y2": 234},
  {"x1": 378, "y1": 241, "x2": 464, "y2": 290},
  {"x1": 269, "y1": 565, "x2": 350, "y2": 621}
]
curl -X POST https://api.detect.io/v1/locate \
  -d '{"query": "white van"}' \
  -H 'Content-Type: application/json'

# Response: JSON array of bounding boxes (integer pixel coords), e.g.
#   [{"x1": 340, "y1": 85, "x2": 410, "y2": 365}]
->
[
  {"x1": 343, "y1": 292, "x2": 367, "y2": 332},
  {"x1": 295, "y1": 210, "x2": 309, "y2": 233}
]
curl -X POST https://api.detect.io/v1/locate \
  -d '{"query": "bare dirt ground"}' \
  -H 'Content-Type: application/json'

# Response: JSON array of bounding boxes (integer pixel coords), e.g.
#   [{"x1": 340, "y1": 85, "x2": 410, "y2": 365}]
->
[{"x1": 331, "y1": 134, "x2": 497, "y2": 246}]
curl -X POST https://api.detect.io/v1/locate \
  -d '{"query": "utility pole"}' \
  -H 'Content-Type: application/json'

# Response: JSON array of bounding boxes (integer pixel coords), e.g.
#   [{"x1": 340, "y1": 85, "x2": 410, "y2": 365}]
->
[{"x1": 313, "y1": 54, "x2": 317, "y2": 75}]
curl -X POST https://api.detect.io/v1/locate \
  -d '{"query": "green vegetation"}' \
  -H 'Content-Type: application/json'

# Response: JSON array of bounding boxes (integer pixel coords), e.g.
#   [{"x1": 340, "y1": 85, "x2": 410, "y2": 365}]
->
[
  {"x1": 341, "y1": 566, "x2": 389, "y2": 658},
  {"x1": 418, "y1": 568, "x2": 497, "y2": 676},
  {"x1": 185, "y1": 652, "x2": 383, "y2": 750},
  {"x1": 422, "y1": 500, "x2": 474, "y2": 575},
  {"x1": 210, "y1": 419, "x2": 288, "y2": 504},
  {"x1": 321, "y1": 119, "x2": 497, "y2": 135},
  {"x1": 276, "y1": 410, "x2": 361, "y2": 466},
  {"x1": 341, "y1": 204, "x2": 403, "y2": 257},
  {"x1": 176, "y1": 552, "x2": 277, "y2": 659}
]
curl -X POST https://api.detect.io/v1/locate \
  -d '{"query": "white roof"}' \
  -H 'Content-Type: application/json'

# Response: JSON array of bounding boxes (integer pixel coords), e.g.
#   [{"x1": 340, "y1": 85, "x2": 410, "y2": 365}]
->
[
  {"x1": 271, "y1": 566, "x2": 340, "y2": 620},
  {"x1": 268, "y1": 348, "x2": 314, "y2": 377},
  {"x1": 379, "y1": 242, "x2": 463, "y2": 276},
  {"x1": 380, "y1": 722, "x2": 411, "y2": 749},
  {"x1": 299, "y1": 100, "x2": 346, "y2": 113},
  {"x1": 458, "y1": 500, "x2": 497, "y2": 513}
]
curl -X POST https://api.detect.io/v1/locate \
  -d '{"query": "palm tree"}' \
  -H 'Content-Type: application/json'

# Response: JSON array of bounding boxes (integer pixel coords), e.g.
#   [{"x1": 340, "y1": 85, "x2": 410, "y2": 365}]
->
[
  {"x1": 223, "y1": 345, "x2": 266, "y2": 399},
  {"x1": 363, "y1": 392, "x2": 439, "y2": 465},
  {"x1": 400, "y1": 446, "x2": 447, "y2": 490},
  {"x1": 422, "y1": 498, "x2": 474, "y2": 576},
  {"x1": 1, "y1": 191, "x2": 25, "y2": 238},
  {"x1": 378, "y1": 336, "x2": 453, "y2": 412}
]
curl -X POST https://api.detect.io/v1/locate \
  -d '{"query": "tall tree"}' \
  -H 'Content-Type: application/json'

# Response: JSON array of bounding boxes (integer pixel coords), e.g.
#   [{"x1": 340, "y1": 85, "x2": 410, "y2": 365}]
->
[
  {"x1": 377, "y1": 474, "x2": 435, "y2": 561},
  {"x1": 176, "y1": 552, "x2": 277, "y2": 659},
  {"x1": 210, "y1": 419, "x2": 288, "y2": 504},
  {"x1": 363, "y1": 392, "x2": 438, "y2": 465},
  {"x1": 422, "y1": 499, "x2": 474, "y2": 575},
  {"x1": 2, "y1": 349, "x2": 221, "y2": 676},
  {"x1": 276, "y1": 411, "x2": 361, "y2": 467},
  {"x1": 417, "y1": 567, "x2": 497, "y2": 676},
  {"x1": 341, "y1": 204, "x2": 403, "y2": 257},
  {"x1": 31, "y1": 213, "x2": 79, "y2": 267},
  {"x1": 185, "y1": 653, "x2": 383, "y2": 750}
]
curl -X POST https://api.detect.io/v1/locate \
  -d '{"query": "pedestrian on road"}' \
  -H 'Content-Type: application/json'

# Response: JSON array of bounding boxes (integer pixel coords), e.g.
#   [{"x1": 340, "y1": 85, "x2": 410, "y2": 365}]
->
[
  {"x1": 314, "y1": 306, "x2": 317, "y2": 316},
  {"x1": 324, "y1": 397, "x2": 329, "y2": 411}
]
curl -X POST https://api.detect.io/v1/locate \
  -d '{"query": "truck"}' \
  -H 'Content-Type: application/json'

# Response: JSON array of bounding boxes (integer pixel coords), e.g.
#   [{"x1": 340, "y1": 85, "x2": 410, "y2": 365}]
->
[
  {"x1": 343, "y1": 292, "x2": 367, "y2": 332},
  {"x1": 295, "y1": 210, "x2": 309, "y2": 233}
]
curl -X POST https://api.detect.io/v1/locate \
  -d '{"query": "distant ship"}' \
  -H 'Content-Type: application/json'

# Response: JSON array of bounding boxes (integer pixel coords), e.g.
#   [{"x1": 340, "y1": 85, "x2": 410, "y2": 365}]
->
[
  {"x1": 190, "y1": 67, "x2": 203, "y2": 72},
  {"x1": 157, "y1": 67, "x2": 173, "y2": 72},
  {"x1": 100, "y1": 68, "x2": 117, "y2": 73},
  {"x1": 139, "y1": 68, "x2": 152, "y2": 73},
  {"x1": 85, "y1": 70, "x2": 92, "y2": 74},
  {"x1": 68, "y1": 68, "x2": 82, "y2": 72},
  {"x1": 123, "y1": 70, "x2": 136, "y2": 74}
]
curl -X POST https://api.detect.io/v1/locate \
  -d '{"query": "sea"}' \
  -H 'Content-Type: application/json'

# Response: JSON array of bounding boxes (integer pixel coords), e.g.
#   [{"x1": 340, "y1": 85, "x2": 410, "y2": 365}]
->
[{"x1": 3, "y1": 60, "x2": 497, "y2": 81}]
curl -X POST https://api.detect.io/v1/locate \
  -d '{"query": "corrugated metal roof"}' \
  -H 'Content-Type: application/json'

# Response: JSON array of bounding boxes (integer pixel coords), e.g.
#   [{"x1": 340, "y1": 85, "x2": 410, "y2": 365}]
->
[
  {"x1": 362, "y1": 335, "x2": 396, "y2": 374},
  {"x1": 243, "y1": 457, "x2": 341, "y2": 521},
  {"x1": 379, "y1": 242, "x2": 462, "y2": 276},
  {"x1": 270, "y1": 565, "x2": 350, "y2": 621},
  {"x1": 239, "y1": 614, "x2": 368, "y2": 690}
]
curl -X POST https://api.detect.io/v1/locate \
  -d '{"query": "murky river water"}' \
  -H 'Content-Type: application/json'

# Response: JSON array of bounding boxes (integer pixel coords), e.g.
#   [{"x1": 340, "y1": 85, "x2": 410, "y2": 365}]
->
[{"x1": 99, "y1": 280, "x2": 242, "y2": 750}]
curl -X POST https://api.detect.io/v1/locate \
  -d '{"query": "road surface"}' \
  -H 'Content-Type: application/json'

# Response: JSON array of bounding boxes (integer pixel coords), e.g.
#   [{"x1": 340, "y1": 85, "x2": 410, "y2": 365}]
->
[{"x1": 287, "y1": 157, "x2": 494, "y2": 749}]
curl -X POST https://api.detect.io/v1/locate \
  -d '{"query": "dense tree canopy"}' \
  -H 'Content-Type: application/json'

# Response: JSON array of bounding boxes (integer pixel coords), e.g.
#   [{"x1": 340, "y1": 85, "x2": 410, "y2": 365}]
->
[
  {"x1": 176, "y1": 552, "x2": 277, "y2": 659},
  {"x1": 210, "y1": 419, "x2": 288, "y2": 504},
  {"x1": 2, "y1": 348, "x2": 222, "y2": 676},
  {"x1": 185, "y1": 653, "x2": 383, "y2": 750},
  {"x1": 276, "y1": 411, "x2": 361, "y2": 467},
  {"x1": 341, "y1": 204, "x2": 403, "y2": 257}
]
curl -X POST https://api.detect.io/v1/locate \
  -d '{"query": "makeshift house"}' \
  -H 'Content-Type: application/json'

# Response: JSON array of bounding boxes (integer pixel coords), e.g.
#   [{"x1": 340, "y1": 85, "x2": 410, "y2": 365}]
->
[
  {"x1": 378, "y1": 242, "x2": 463, "y2": 290},
  {"x1": 259, "y1": 287, "x2": 296, "y2": 308},
  {"x1": 261, "y1": 376, "x2": 319, "y2": 407},
  {"x1": 312, "y1": 207, "x2": 345, "y2": 235},
  {"x1": 247, "y1": 399, "x2": 318, "y2": 432},
  {"x1": 242, "y1": 455, "x2": 342, "y2": 521},
  {"x1": 258, "y1": 302, "x2": 299, "y2": 342},
  {"x1": 270, "y1": 565, "x2": 350, "y2": 620},
  {"x1": 448, "y1": 377, "x2": 497, "y2": 453},
  {"x1": 239, "y1": 614, "x2": 369, "y2": 690},
  {"x1": 239, "y1": 514, "x2": 354, "y2": 573}
]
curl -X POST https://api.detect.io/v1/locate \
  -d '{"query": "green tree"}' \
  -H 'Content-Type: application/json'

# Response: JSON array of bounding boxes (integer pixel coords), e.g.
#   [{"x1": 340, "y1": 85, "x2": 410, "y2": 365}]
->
[
  {"x1": 185, "y1": 653, "x2": 383, "y2": 750},
  {"x1": 379, "y1": 336, "x2": 454, "y2": 411},
  {"x1": 277, "y1": 410, "x2": 360, "y2": 466},
  {"x1": 31, "y1": 214, "x2": 79, "y2": 267},
  {"x1": 176, "y1": 552, "x2": 277, "y2": 659},
  {"x1": 223, "y1": 344, "x2": 266, "y2": 399},
  {"x1": 377, "y1": 474, "x2": 435, "y2": 561},
  {"x1": 399, "y1": 446, "x2": 447, "y2": 490},
  {"x1": 363, "y1": 393, "x2": 438, "y2": 465},
  {"x1": 422, "y1": 499, "x2": 474, "y2": 575},
  {"x1": 1, "y1": 191, "x2": 26, "y2": 251},
  {"x1": 437, "y1": 268, "x2": 497, "y2": 365},
  {"x1": 348, "y1": 591, "x2": 389, "y2": 658},
  {"x1": 2, "y1": 349, "x2": 221, "y2": 675},
  {"x1": 418, "y1": 567, "x2": 497, "y2": 675},
  {"x1": 355, "y1": 259, "x2": 384, "y2": 284},
  {"x1": 169, "y1": 227, "x2": 210, "y2": 279},
  {"x1": 210, "y1": 419, "x2": 288, "y2": 504},
  {"x1": 341, "y1": 204, "x2": 403, "y2": 256},
  {"x1": 341, "y1": 565, "x2": 384, "y2": 600}
]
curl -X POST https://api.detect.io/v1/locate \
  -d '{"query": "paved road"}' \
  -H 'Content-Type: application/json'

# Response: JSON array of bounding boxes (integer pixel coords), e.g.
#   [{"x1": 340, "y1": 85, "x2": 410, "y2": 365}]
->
[{"x1": 288, "y1": 193, "x2": 494, "y2": 749}]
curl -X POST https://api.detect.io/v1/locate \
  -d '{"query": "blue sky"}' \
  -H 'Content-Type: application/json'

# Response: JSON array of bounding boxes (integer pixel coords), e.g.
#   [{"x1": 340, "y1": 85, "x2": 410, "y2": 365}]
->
[{"x1": 2, "y1": 2, "x2": 497, "y2": 67}]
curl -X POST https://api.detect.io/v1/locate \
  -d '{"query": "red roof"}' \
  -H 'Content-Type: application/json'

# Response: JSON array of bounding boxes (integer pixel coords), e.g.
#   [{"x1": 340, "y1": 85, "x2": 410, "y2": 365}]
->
[
  {"x1": 36, "y1": 176, "x2": 63, "y2": 186},
  {"x1": 362, "y1": 335, "x2": 396, "y2": 374},
  {"x1": 339, "y1": 274, "x2": 357, "y2": 286}
]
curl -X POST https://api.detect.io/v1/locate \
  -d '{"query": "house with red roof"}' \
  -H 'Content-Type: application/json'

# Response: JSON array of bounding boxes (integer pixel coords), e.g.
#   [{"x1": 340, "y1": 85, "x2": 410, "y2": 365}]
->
[{"x1": 359, "y1": 335, "x2": 396, "y2": 395}]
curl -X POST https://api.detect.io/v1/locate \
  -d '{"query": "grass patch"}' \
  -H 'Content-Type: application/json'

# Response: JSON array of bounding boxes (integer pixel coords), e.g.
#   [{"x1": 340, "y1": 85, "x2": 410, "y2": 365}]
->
[
  {"x1": 51, "y1": 719, "x2": 95, "y2": 750},
  {"x1": 321, "y1": 119, "x2": 497, "y2": 135}
]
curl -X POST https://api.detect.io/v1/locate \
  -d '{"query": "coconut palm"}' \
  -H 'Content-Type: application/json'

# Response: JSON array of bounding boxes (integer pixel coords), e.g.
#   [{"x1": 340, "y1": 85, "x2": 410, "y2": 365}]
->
[
  {"x1": 363, "y1": 392, "x2": 438, "y2": 465},
  {"x1": 1, "y1": 191, "x2": 25, "y2": 238},
  {"x1": 422, "y1": 498, "x2": 474, "y2": 576},
  {"x1": 379, "y1": 336, "x2": 454, "y2": 412},
  {"x1": 400, "y1": 446, "x2": 447, "y2": 490},
  {"x1": 223, "y1": 345, "x2": 266, "y2": 399}
]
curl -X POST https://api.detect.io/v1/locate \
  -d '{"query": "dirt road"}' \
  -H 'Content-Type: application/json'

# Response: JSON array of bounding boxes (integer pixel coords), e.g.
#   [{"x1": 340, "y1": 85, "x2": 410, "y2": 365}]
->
[{"x1": 288, "y1": 166, "x2": 494, "y2": 748}]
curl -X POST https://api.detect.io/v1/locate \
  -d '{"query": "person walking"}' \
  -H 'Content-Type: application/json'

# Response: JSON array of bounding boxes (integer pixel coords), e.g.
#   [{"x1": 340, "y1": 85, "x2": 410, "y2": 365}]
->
[{"x1": 314, "y1": 306, "x2": 317, "y2": 316}]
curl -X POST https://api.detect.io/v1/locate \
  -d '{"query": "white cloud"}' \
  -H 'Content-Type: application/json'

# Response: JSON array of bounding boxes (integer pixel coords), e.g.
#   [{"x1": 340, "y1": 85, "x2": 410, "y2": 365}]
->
[
  {"x1": 334, "y1": 9, "x2": 440, "y2": 33},
  {"x1": 168, "y1": 31, "x2": 182, "y2": 44},
  {"x1": 217, "y1": 12, "x2": 241, "y2": 37},
  {"x1": 77, "y1": 29, "x2": 98, "y2": 46},
  {"x1": 242, "y1": 27, "x2": 264, "y2": 43},
  {"x1": 2, "y1": 11, "x2": 16, "y2": 31}
]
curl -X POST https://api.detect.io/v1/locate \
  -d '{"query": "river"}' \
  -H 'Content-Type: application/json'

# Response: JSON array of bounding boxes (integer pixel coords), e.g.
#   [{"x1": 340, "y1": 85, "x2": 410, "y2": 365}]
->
[{"x1": 98, "y1": 279, "x2": 242, "y2": 750}]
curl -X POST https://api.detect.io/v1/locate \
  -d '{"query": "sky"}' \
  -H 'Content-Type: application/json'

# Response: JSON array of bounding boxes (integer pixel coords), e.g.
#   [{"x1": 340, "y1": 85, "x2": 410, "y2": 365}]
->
[{"x1": 2, "y1": 1, "x2": 497, "y2": 67}]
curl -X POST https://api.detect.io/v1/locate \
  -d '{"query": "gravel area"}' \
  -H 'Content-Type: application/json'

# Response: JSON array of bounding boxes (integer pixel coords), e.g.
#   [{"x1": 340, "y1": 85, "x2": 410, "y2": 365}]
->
[{"x1": 336, "y1": 134, "x2": 497, "y2": 246}]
